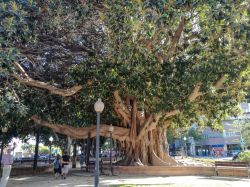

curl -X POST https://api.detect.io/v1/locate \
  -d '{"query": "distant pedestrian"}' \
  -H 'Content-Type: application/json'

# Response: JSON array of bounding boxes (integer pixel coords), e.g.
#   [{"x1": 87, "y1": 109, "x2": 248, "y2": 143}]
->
[
  {"x1": 61, "y1": 151, "x2": 70, "y2": 179},
  {"x1": 0, "y1": 148, "x2": 14, "y2": 187},
  {"x1": 53, "y1": 154, "x2": 61, "y2": 179},
  {"x1": 79, "y1": 152, "x2": 85, "y2": 169}
]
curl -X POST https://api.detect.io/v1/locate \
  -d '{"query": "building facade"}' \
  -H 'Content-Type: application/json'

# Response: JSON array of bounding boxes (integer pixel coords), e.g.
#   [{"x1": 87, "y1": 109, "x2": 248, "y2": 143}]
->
[{"x1": 194, "y1": 102, "x2": 250, "y2": 157}]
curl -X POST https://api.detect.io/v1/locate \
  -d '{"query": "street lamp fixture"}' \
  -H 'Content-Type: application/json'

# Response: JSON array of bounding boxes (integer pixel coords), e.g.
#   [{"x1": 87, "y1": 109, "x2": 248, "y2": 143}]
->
[
  {"x1": 49, "y1": 136, "x2": 53, "y2": 164},
  {"x1": 108, "y1": 124, "x2": 114, "y2": 176},
  {"x1": 2, "y1": 127, "x2": 8, "y2": 133},
  {"x1": 94, "y1": 98, "x2": 104, "y2": 187},
  {"x1": 94, "y1": 98, "x2": 105, "y2": 113},
  {"x1": 49, "y1": 136, "x2": 54, "y2": 142}
]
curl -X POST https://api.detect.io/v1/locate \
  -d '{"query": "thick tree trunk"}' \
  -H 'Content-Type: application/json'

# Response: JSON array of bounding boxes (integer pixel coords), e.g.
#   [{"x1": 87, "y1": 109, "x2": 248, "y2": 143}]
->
[
  {"x1": 113, "y1": 92, "x2": 177, "y2": 166},
  {"x1": 32, "y1": 114, "x2": 177, "y2": 166},
  {"x1": 67, "y1": 136, "x2": 72, "y2": 154},
  {"x1": 86, "y1": 133, "x2": 91, "y2": 172},
  {"x1": 33, "y1": 128, "x2": 40, "y2": 173},
  {"x1": 32, "y1": 80, "x2": 230, "y2": 166},
  {"x1": 119, "y1": 127, "x2": 177, "y2": 166},
  {"x1": 72, "y1": 143, "x2": 77, "y2": 168}
]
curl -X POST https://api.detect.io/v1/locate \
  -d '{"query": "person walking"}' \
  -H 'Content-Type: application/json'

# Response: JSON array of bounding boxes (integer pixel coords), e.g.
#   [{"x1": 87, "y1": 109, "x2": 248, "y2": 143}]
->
[
  {"x1": 53, "y1": 154, "x2": 61, "y2": 179},
  {"x1": 0, "y1": 148, "x2": 14, "y2": 187},
  {"x1": 61, "y1": 151, "x2": 70, "y2": 179},
  {"x1": 79, "y1": 152, "x2": 85, "y2": 170}
]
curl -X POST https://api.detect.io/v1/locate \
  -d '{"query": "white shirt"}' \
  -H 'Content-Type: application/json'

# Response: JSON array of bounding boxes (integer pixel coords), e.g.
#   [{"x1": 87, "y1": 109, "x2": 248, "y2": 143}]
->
[{"x1": 1, "y1": 154, "x2": 13, "y2": 165}]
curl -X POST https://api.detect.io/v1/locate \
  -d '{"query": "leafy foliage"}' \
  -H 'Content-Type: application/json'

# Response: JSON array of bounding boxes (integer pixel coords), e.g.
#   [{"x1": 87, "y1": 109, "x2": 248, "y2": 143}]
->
[
  {"x1": 241, "y1": 120, "x2": 250, "y2": 148},
  {"x1": 0, "y1": 0, "x2": 249, "y2": 139},
  {"x1": 101, "y1": 0, "x2": 249, "y2": 129},
  {"x1": 187, "y1": 127, "x2": 202, "y2": 141},
  {"x1": 236, "y1": 151, "x2": 250, "y2": 162},
  {"x1": 0, "y1": 0, "x2": 109, "y2": 128}
]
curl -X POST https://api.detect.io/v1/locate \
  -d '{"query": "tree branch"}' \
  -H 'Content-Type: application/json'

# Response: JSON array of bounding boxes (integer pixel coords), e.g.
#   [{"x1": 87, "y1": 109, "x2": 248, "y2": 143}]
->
[
  {"x1": 127, "y1": 73, "x2": 241, "y2": 142},
  {"x1": 136, "y1": 114, "x2": 154, "y2": 142},
  {"x1": 242, "y1": 82, "x2": 250, "y2": 88},
  {"x1": 116, "y1": 106, "x2": 131, "y2": 125},
  {"x1": 31, "y1": 115, "x2": 130, "y2": 141},
  {"x1": 214, "y1": 75, "x2": 227, "y2": 89},
  {"x1": 113, "y1": 91, "x2": 131, "y2": 125},
  {"x1": 13, "y1": 62, "x2": 29, "y2": 78},
  {"x1": 163, "y1": 109, "x2": 181, "y2": 118},
  {"x1": 136, "y1": 111, "x2": 145, "y2": 125},
  {"x1": 165, "y1": 16, "x2": 185, "y2": 61},
  {"x1": 188, "y1": 75, "x2": 228, "y2": 102},
  {"x1": 188, "y1": 83, "x2": 202, "y2": 102},
  {"x1": 38, "y1": 35, "x2": 95, "y2": 55},
  {"x1": 12, "y1": 73, "x2": 82, "y2": 97},
  {"x1": 161, "y1": 75, "x2": 228, "y2": 121}
]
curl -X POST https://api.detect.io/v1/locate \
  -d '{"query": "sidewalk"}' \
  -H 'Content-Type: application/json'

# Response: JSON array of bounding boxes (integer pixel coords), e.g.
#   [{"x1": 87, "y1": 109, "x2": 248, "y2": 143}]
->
[{"x1": 7, "y1": 172, "x2": 250, "y2": 187}]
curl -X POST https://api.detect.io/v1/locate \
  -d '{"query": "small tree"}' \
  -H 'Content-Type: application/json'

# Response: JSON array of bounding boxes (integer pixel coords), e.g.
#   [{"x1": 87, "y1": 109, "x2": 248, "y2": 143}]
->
[
  {"x1": 188, "y1": 128, "x2": 202, "y2": 142},
  {"x1": 241, "y1": 121, "x2": 250, "y2": 149},
  {"x1": 21, "y1": 143, "x2": 34, "y2": 154}
]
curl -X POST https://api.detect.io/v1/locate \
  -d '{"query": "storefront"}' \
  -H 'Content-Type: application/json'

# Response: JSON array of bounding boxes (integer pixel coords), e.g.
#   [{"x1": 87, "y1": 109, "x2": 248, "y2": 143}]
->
[
  {"x1": 211, "y1": 144, "x2": 224, "y2": 156},
  {"x1": 226, "y1": 144, "x2": 241, "y2": 156},
  {"x1": 195, "y1": 145, "x2": 211, "y2": 156}
]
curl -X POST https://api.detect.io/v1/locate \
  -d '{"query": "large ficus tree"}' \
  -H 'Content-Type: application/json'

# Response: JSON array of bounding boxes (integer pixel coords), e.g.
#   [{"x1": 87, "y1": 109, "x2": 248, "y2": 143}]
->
[
  {"x1": 1, "y1": 0, "x2": 250, "y2": 166},
  {"x1": 90, "y1": 0, "x2": 249, "y2": 165}
]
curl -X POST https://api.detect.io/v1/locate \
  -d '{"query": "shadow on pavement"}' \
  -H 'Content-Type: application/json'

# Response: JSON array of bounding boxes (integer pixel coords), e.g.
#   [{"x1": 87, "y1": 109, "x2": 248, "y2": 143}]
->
[{"x1": 198, "y1": 176, "x2": 250, "y2": 182}]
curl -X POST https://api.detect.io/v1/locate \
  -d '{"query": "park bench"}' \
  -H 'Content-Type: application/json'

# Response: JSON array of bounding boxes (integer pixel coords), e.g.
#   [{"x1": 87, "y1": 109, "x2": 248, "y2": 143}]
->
[
  {"x1": 81, "y1": 158, "x2": 103, "y2": 173},
  {"x1": 214, "y1": 161, "x2": 250, "y2": 178},
  {"x1": 102, "y1": 156, "x2": 116, "y2": 163},
  {"x1": 14, "y1": 158, "x2": 52, "y2": 165},
  {"x1": 81, "y1": 157, "x2": 116, "y2": 174},
  {"x1": 101, "y1": 157, "x2": 116, "y2": 174}
]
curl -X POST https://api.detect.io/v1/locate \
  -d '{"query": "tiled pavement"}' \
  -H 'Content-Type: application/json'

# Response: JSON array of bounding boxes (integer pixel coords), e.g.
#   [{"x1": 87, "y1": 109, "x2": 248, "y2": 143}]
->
[{"x1": 7, "y1": 172, "x2": 250, "y2": 187}]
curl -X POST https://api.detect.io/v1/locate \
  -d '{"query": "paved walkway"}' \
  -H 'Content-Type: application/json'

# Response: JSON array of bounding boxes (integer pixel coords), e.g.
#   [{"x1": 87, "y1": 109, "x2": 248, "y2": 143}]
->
[{"x1": 7, "y1": 173, "x2": 250, "y2": 187}]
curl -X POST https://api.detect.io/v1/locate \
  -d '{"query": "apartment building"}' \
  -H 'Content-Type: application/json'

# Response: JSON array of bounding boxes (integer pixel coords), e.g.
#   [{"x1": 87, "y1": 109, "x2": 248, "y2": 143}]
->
[{"x1": 194, "y1": 102, "x2": 250, "y2": 156}]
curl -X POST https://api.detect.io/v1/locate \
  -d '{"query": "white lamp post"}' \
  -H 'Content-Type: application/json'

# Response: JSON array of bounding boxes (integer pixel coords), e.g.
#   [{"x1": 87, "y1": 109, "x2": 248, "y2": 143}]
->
[
  {"x1": 0, "y1": 127, "x2": 8, "y2": 168},
  {"x1": 49, "y1": 136, "x2": 53, "y2": 164},
  {"x1": 183, "y1": 136, "x2": 187, "y2": 157},
  {"x1": 108, "y1": 124, "x2": 114, "y2": 175},
  {"x1": 94, "y1": 98, "x2": 104, "y2": 187}
]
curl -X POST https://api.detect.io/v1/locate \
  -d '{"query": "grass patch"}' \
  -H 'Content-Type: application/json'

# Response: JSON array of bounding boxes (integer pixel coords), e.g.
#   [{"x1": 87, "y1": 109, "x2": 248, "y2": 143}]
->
[
  {"x1": 191, "y1": 158, "x2": 215, "y2": 165},
  {"x1": 112, "y1": 185, "x2": 192, "y2": 187}
]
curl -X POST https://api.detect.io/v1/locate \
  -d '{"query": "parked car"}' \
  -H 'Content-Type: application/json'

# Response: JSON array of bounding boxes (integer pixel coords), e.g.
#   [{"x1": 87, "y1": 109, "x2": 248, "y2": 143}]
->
[
  {"x1": 39, "y1": 154, "x2": 55, "y2": 161},
  {"x1": 39, "y1": 154, "x2": 49, "y2": 159}
]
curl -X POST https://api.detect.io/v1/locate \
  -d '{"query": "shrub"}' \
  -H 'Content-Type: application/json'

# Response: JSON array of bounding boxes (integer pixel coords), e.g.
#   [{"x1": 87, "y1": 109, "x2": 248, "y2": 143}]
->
[
  {"x1": 39, "y1": 146, "x2": 49, "y2": 155},
  {"x1": 236, "y1": 151, "x2": 250, "y2": 162}
]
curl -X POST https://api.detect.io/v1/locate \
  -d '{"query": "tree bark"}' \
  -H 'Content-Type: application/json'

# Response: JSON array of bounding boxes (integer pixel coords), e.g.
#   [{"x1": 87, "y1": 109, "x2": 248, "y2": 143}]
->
[
  {"x1": 72, "y1": 143, "x2": 77, "y2": 168},
  {"x1": 33, "y1": 127, "x2": 40, "y2": 173},
  {"x1": 12, "y1": 73, "x2": 82, "y2": 97},
  {"x1": 11, "y1": 62, "x2": 82, "y2": 97},
  {"x1": 0, "y1": 133, "x2": 6, "y2": 169},
  {"x1": 31, "y1": 115, "x2": 130, "y2": 141},
  {"x1": 67, "y1": 136, "x2": 72, "y2": 154},
  {"x1": 113, "y1": 92, "x2": 177, "y2": 166},
  {"x1": 86, "y1": 133, "x2": 91, "y2": 172}
]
